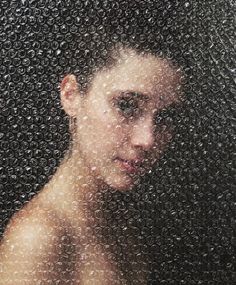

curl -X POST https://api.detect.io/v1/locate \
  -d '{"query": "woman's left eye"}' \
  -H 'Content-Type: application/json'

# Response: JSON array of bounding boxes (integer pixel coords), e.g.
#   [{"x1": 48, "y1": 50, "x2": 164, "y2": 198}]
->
[
  {"x1": 154, "y1": 108, "x2": 175, "y2": 131},
  {"x1": 115, "y1": 96, "x2": 140, "y2": 118}
]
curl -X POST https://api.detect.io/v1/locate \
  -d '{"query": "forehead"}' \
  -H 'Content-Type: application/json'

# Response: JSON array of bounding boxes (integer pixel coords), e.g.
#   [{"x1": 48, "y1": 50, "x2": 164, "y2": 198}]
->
[{"x1": 88, "y1": 49, "x2": 182, "y2": 106}]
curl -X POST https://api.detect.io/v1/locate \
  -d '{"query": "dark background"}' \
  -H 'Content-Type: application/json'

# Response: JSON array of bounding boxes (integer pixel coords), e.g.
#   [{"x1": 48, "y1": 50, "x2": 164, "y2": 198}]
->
[{"x1": 0, "y1": 0, "x2": 235, "y2": 284}]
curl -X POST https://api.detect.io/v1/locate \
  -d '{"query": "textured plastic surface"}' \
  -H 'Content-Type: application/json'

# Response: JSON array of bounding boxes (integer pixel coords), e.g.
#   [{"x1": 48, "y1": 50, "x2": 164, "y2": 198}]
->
[{"x1": 0, "y1": 1, "x2": 235, "y2": 284}]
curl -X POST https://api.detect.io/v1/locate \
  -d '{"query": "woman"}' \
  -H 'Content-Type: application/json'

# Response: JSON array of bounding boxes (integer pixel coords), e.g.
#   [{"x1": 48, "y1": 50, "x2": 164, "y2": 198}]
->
[{"x1": 0, "y1": 1, "x2": 186, "y2": 284}]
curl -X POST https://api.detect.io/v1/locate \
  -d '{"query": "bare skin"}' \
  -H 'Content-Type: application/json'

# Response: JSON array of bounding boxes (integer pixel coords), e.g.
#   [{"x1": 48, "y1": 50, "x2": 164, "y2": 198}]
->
[{"x1": 0, "y1": 48, "x2": 183, "y2": 284}]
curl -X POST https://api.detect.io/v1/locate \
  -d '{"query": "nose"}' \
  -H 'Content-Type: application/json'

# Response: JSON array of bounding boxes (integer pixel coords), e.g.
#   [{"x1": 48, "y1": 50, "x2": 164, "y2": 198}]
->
[{"x1": 130, "y1": 116, "x2": 155, "y2": 151}]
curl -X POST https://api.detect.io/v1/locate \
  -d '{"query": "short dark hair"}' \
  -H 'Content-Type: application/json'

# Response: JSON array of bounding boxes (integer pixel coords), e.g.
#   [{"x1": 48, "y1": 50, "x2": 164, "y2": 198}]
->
[
  {"x1": 1, "y1": 0, "x2": 190, "y2": 163},
  {"x1": 28, "y1": 0, "x2": 189, "y2": 93}
]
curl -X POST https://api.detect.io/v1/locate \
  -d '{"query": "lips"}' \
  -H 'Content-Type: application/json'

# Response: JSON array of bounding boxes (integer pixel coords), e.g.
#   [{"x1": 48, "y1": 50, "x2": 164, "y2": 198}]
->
[{"x1": 115, "y1": 158, "x2": 144, "y2": 174}]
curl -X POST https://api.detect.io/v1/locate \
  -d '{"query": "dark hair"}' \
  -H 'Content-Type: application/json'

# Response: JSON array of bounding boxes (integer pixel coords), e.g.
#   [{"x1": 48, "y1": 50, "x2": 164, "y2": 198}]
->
[
  {"x1": 0, "y1": 0, "x2": 190, "y2": 216},
  {"x1": 24, "y1": 0, "x2": 189, "y2": 93}
]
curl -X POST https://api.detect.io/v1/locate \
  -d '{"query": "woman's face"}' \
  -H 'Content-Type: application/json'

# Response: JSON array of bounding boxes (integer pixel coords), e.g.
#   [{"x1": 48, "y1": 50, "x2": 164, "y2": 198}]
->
[{"x1": 61, "y1": 49, "x2": 183, "y2": 191}]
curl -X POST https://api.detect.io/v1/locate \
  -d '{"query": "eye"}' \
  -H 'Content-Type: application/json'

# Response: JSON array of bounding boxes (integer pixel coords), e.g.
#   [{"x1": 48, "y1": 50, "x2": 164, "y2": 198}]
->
[
  {"x1": 114, "y1": 94, "x2": 141, "y2": 118},
  {"x1": 154, "y1": 107, "x2": 176, "y2": 131}
]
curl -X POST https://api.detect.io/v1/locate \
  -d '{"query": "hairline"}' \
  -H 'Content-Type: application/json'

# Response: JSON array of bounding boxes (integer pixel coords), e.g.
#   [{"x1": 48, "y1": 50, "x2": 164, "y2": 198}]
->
[{"x1": 75, "y1": 42, "x2": 175, "y2": 96}]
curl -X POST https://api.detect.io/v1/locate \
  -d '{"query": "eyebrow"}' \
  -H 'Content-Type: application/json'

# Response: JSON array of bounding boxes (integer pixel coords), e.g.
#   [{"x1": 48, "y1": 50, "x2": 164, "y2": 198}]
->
[
  {"x1": 117, "y1": 90, "x2": 150, "y2": 101},
  {"x1": 113, "y1": 90, "x2": 183, "y2": 111}
]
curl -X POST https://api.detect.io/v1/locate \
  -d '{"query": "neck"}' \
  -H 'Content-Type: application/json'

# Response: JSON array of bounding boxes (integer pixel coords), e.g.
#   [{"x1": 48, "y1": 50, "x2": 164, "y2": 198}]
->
[
  {"x1": 44, "y1": 149, "x2": 141, "y2": 245},
  {"x1": 44, "y1": 149, "x2": 111, "y2": 225}
]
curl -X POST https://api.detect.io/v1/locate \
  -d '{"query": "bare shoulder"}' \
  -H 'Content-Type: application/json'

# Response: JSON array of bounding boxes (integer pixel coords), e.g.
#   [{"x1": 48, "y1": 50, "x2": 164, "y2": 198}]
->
[
  {"x1": 1, "y1": 195, "x2": 62, "y2": 246},
  {"x1": 0, "y1": 197, "x2": 69, "y2": 284}
]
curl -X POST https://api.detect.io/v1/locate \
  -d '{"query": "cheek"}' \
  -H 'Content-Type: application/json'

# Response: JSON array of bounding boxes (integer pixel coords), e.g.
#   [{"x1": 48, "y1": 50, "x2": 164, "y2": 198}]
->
[
  {"x1": 92, "y1": 106, "x2": 128, "y2": 145},
  {"x1": 106, "y1": 123, "x2": 130, "y2": 153},
  {"x1": 78, "y1": 112, "x2": 126, "y2": 154}
]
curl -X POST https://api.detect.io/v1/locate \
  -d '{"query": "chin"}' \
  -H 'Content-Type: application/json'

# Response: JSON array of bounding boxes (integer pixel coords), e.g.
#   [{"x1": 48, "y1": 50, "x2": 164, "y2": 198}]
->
[{"x1": 106, "y1": 174, "x2": 139, "y2": 192}]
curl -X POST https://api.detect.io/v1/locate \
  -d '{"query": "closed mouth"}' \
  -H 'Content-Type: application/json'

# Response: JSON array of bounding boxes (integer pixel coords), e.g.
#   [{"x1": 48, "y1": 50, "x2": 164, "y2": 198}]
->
[{"x1": 115, "y1": 157, "x2": 145, "y2": 174}]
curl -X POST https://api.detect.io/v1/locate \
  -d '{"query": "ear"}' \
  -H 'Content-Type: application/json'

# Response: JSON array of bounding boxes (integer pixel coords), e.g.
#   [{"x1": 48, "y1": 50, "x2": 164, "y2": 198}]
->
[{"x1": 60, "y1": 74, "x2": 81, "y2": 117}]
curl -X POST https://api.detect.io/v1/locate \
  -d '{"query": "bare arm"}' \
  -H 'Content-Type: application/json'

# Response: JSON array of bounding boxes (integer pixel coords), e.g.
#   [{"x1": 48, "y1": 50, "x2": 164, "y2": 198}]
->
[{"x1": 0, "y1": 210, "x2": 62, "y2": 285}]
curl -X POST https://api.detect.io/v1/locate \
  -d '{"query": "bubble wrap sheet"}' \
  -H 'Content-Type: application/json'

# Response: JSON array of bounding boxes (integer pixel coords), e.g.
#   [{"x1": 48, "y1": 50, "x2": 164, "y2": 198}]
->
[{"x1": 0, "y1": 1, "x2": 235, "y2": 284}]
